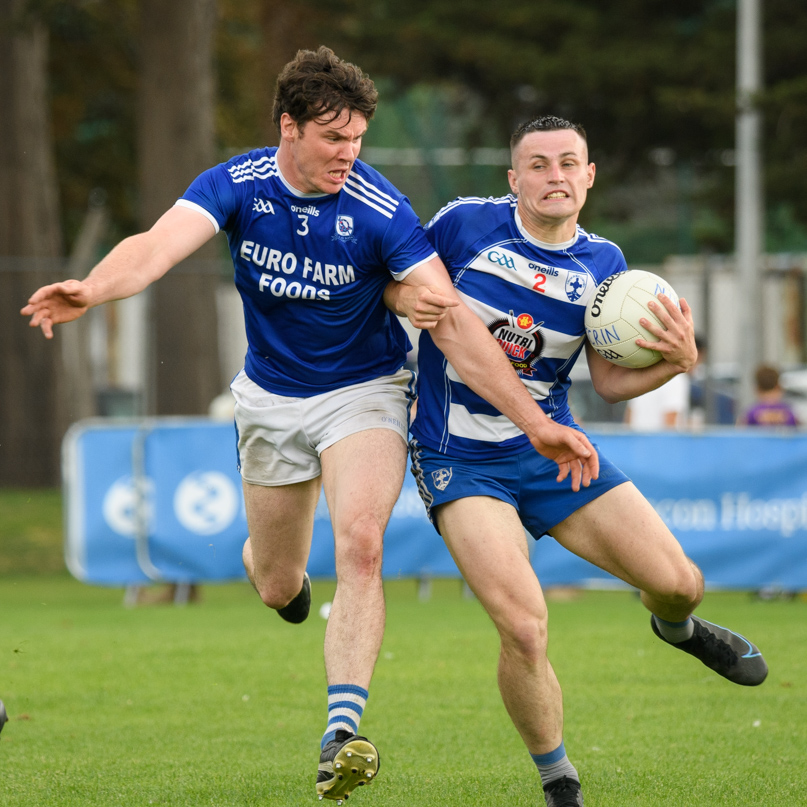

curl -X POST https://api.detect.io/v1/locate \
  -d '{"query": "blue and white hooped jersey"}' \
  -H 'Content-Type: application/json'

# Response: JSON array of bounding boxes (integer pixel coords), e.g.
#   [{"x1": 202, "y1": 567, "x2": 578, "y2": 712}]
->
[
  {"x1": 177, "y1": 147, "x2": 436, "y2": 397},
  {"x1": 411, "y1": 195, "x2": 627, "y2": 460}
]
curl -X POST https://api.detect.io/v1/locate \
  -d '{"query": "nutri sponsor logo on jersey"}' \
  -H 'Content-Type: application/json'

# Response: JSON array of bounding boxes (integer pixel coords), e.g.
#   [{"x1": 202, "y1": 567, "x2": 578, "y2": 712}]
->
[
  {"x1": 239, "y1": 240, "x2": 356, "y2": 301},
  {"x1": 488, "y1": 310, "x2": 544, "y2": 376}
]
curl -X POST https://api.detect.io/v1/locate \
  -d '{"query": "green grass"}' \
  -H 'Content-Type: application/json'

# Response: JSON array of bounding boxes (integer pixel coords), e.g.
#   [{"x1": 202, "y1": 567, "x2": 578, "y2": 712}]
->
[
  {"x1": 2, "y1": 577, "x2": 806, "y2": 807},
  {"x1": 1, "y1": 488, "x2": 806, "y2": 805},
  {"x1": 0, "y1": 488, "x2": 64, "y2": 575}
]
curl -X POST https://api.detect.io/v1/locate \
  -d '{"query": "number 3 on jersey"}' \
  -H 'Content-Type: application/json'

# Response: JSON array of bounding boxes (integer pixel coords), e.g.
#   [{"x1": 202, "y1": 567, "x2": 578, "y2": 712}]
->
[{"x1": 296, "y1": 214, "x2": 309, "y2": 236}]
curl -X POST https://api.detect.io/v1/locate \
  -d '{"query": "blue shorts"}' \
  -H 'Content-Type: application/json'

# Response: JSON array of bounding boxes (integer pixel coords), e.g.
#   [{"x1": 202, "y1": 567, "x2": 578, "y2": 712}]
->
[{"x1": 408, "y1": 437, "x2": 630, "y2": 540}]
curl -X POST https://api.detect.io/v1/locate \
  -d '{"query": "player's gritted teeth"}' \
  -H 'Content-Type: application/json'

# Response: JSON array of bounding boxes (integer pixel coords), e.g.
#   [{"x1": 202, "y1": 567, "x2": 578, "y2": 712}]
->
[
  {"x1": 327, "y1": 168, "x2": 350, "y2": 186},
  {"x1": 545, "y1": 191, "x2": 569, "y2": 199}
]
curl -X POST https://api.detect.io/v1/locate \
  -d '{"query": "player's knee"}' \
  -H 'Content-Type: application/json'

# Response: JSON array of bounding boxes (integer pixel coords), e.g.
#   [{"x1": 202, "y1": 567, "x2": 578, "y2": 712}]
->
[
  {"x1": 498, "y1": 608, "x2": 549, "y2": 662},
  {"x1": 255, "y1": 577, "x2": 303, "y2": 610},
  {"x1": 648, "y1": 559, "x2": 703, "y2": 609},
  {"x1": 334, "y1": 517, "x2": 384, "y2": 576}
]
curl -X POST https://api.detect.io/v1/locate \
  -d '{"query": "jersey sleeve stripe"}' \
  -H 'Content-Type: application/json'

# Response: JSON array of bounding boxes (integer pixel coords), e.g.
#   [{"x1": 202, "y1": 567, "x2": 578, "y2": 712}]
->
[
  {"x1": 174, "y1": 199, "x2": 220, "y2": 233},
  {"x1": 227, "y1": 156, "x2": 278, "y2": 184},
  {"x1": 342, "y1": 184, "x2": 395, "y2": 218},
  {"x1": 345, "y1": 176, "x2": 398, "y2": 214},
  {"x1": 347, "y1": 170, "x2": 399, "y2": 207}
]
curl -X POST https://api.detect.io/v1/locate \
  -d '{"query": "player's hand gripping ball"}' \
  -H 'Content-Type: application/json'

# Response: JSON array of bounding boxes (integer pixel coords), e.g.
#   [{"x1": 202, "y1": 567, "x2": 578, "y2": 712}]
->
[{"x1": 584, "y1": 269, "x2": 680, "y2": 368}]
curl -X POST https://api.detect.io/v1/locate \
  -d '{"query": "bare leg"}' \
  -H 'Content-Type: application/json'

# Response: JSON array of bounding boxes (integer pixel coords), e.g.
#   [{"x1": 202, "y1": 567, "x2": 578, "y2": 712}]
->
[
  {"x1": 437, "y1": 496, "x2": 563, "y2": 754},
  {"x1": 550, "y1": 481, "x2": 704, "y2": 621},
  {"x1": 242, "y1": 476, "x2": 322, "y2": 608},
  {"x1": 320, "y1": 429, "x2": 407, "y2": 688}
]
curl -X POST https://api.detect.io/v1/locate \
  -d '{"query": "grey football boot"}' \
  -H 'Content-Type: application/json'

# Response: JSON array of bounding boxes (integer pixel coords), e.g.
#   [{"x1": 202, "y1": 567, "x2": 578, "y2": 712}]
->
[{"x1": 651, "y1": 615, "x2": 768, "y2": 686}]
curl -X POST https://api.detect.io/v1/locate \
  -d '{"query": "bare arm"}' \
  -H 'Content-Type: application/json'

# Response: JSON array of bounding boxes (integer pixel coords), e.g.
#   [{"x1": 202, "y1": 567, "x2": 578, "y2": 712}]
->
[
  {"x1": 588, "y1": 294, "x2": 698, "y2": 403},
  {"x1": 388, "y1": 258, "x2": 599, "y2": 490},
  {"x1": 383, "y1": 275, "x2": 458, "y2": 329},
  {"x1": 21, "y1": 205, "x2": 216, "y2": 338}
]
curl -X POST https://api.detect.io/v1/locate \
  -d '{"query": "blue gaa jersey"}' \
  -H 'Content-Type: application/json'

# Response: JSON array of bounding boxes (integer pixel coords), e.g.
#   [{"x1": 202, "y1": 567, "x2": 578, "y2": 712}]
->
[
  {"x1": 411, "y1": 195, "x2": 627, "y2": 460},
  {"x1": 176, "y1": 147, "x2": 436, "y2": 397}
]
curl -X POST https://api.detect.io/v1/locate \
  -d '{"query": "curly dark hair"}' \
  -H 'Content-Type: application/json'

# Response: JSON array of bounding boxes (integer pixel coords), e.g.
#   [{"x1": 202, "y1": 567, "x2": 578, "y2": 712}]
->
[
  {"x1": 272, "y1": 46, "x2": 378, "y2": 133},
  {"x1": 510, "y1": 115, "x2": 587, "y2": 152}
]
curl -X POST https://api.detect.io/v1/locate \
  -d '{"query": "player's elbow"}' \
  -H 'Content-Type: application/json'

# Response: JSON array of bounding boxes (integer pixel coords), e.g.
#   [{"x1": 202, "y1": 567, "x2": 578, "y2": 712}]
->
[{"x1": 592, "y1": 381, "x2": 627, "y2": 405}]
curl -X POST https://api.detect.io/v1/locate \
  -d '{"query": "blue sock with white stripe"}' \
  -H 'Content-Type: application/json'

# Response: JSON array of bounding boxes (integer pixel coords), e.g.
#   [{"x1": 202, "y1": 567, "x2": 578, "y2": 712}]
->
[
  {"x1": 321, "y1": 684, "x2": 368, "y2": 749},
  {"x1": 530, "y1": 741, "x2": 579, "y2": 787}
]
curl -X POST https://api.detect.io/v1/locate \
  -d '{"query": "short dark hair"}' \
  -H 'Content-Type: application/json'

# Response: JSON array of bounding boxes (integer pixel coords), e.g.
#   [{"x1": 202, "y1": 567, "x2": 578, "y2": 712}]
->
[
  {"x1": 510, "y1": 115, "x2": 587, "y2": 152},
  {"x1": 755, "y1": 364, "x2": 781, "y2": 393},
  {"x1": 272, "y1": 46, "x2": 378, "y2": 133}
]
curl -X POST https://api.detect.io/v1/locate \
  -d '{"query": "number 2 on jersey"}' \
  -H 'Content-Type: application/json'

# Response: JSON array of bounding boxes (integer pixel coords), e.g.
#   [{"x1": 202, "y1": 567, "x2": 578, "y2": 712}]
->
[{"x1": 532, "y1": 274, "x2": 546, "y2": 293}]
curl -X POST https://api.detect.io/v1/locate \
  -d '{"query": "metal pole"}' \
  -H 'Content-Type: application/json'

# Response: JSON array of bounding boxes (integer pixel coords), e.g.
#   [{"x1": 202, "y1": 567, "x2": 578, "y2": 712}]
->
[{"x1": 735, "y1": 0, "x2": 763, "y2": 415}]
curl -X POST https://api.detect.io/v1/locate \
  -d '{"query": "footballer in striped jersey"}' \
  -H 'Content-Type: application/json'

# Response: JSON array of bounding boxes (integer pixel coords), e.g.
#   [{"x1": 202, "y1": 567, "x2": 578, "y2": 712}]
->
[{"x1": 397, "y1": 116, "x2": 766, "y2": 807}]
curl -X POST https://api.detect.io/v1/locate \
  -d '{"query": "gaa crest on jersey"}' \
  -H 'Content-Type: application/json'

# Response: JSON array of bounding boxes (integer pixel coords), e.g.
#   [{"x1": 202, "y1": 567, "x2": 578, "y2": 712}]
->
[
  {"x1": 431, "y1": 467, "x2": 453, "y2": 491},
  {"x1": 488, "y1": 310, "x2": 544, "y2": 376},
  {"x1": 565, "y1": 271, "x2": 588, "y2": 302},
  {"x1": 252, "y1": 197, "x2": 275, "y2": 215}
]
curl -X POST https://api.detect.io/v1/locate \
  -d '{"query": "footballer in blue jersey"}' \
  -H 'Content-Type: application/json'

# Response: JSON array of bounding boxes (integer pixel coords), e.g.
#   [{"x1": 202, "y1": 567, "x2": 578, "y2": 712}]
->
[
  {"x1": 395, "y1": 116, "x2": 767, "y2": 807},
  {"x1": 178, "y1": 147, "x2": 435, "y2": 397},
  {"x1": 23, "y1": 52, "x2": 599, "y2": 805}
]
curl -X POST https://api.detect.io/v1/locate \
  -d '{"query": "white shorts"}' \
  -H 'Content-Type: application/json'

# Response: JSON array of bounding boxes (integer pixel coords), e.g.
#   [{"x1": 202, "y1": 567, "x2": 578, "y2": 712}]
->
[{"x1": 231, "y1": 368, "x2": 415, "y2": 486}]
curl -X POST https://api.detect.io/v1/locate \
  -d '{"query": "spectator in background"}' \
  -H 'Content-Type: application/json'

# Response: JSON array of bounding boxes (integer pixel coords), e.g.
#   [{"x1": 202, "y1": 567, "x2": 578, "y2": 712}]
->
[
  {"x1": 624, "y1": 335, "x2": 705, "y2": 431},
  {"x1": 740, "y1": 364, "x2": 799, "y2": 427}
]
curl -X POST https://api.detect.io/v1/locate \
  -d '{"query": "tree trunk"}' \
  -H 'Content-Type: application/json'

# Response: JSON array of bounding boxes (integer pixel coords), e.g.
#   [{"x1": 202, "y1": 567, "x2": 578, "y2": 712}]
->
[
  {"x1": 257, "y1": 0, "x2": 309, "y2": 146},
  {"x1": 138, "y1": 0, "x2": 222, "y2": 416},
  {"x1": 0, "y1": 0, "x2": 67, "y2": 486}
]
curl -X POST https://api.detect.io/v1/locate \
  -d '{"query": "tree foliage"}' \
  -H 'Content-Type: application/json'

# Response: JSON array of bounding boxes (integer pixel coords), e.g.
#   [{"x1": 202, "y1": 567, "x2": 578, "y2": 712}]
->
[{"x1": 33, "y1": 1, "x2": 807, "y2": 253}]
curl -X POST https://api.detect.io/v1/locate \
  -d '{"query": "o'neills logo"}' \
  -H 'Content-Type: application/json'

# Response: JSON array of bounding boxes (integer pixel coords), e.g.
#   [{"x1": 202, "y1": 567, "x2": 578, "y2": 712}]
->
[
  {"x1": 290, "y1": 204, "x2": 320, "y2": 216},
  {"x1": 588, "y1": 271, "x2": 627, "y2": 318}
]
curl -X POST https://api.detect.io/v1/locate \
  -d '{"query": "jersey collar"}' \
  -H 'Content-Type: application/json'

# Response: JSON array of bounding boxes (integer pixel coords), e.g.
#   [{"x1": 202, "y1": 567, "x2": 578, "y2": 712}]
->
[
  {"x1": 275, "y1": 161, "x2": 332, "y2": 199},
  {"x1": 514, "y1": 208, "x2": 579, "y2": 251}
]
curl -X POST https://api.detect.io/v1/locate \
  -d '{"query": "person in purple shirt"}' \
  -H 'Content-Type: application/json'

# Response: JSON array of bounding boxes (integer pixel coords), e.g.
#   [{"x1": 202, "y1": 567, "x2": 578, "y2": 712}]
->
[{"x1": 741, "y1": 364, "x2": 799, "y2": 427}]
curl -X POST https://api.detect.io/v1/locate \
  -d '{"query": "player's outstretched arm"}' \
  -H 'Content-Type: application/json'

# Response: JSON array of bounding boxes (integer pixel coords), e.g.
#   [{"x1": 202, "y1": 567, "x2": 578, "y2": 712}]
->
[
  {"x1": 21, "y1": 206, "x2": 216, "y2": 339},
  {"x1": 398, "y1": 259, "x2": 599, "y2": 490},
  {"x1": 588, "y1": 295, "x2": 698, "y2": 403}
]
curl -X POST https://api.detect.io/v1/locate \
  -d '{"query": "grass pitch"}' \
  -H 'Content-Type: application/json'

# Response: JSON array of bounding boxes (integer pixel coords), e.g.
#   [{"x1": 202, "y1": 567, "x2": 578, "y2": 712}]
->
[{"x1": 1, "y1": 575, "x2": 805, "y2": 807}]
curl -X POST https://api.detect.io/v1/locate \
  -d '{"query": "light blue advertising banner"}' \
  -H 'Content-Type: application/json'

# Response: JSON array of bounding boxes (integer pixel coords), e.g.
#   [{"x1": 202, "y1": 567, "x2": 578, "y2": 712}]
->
[{"x1": 63, "y1": 420, "x2": 807, "y2": 589}]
